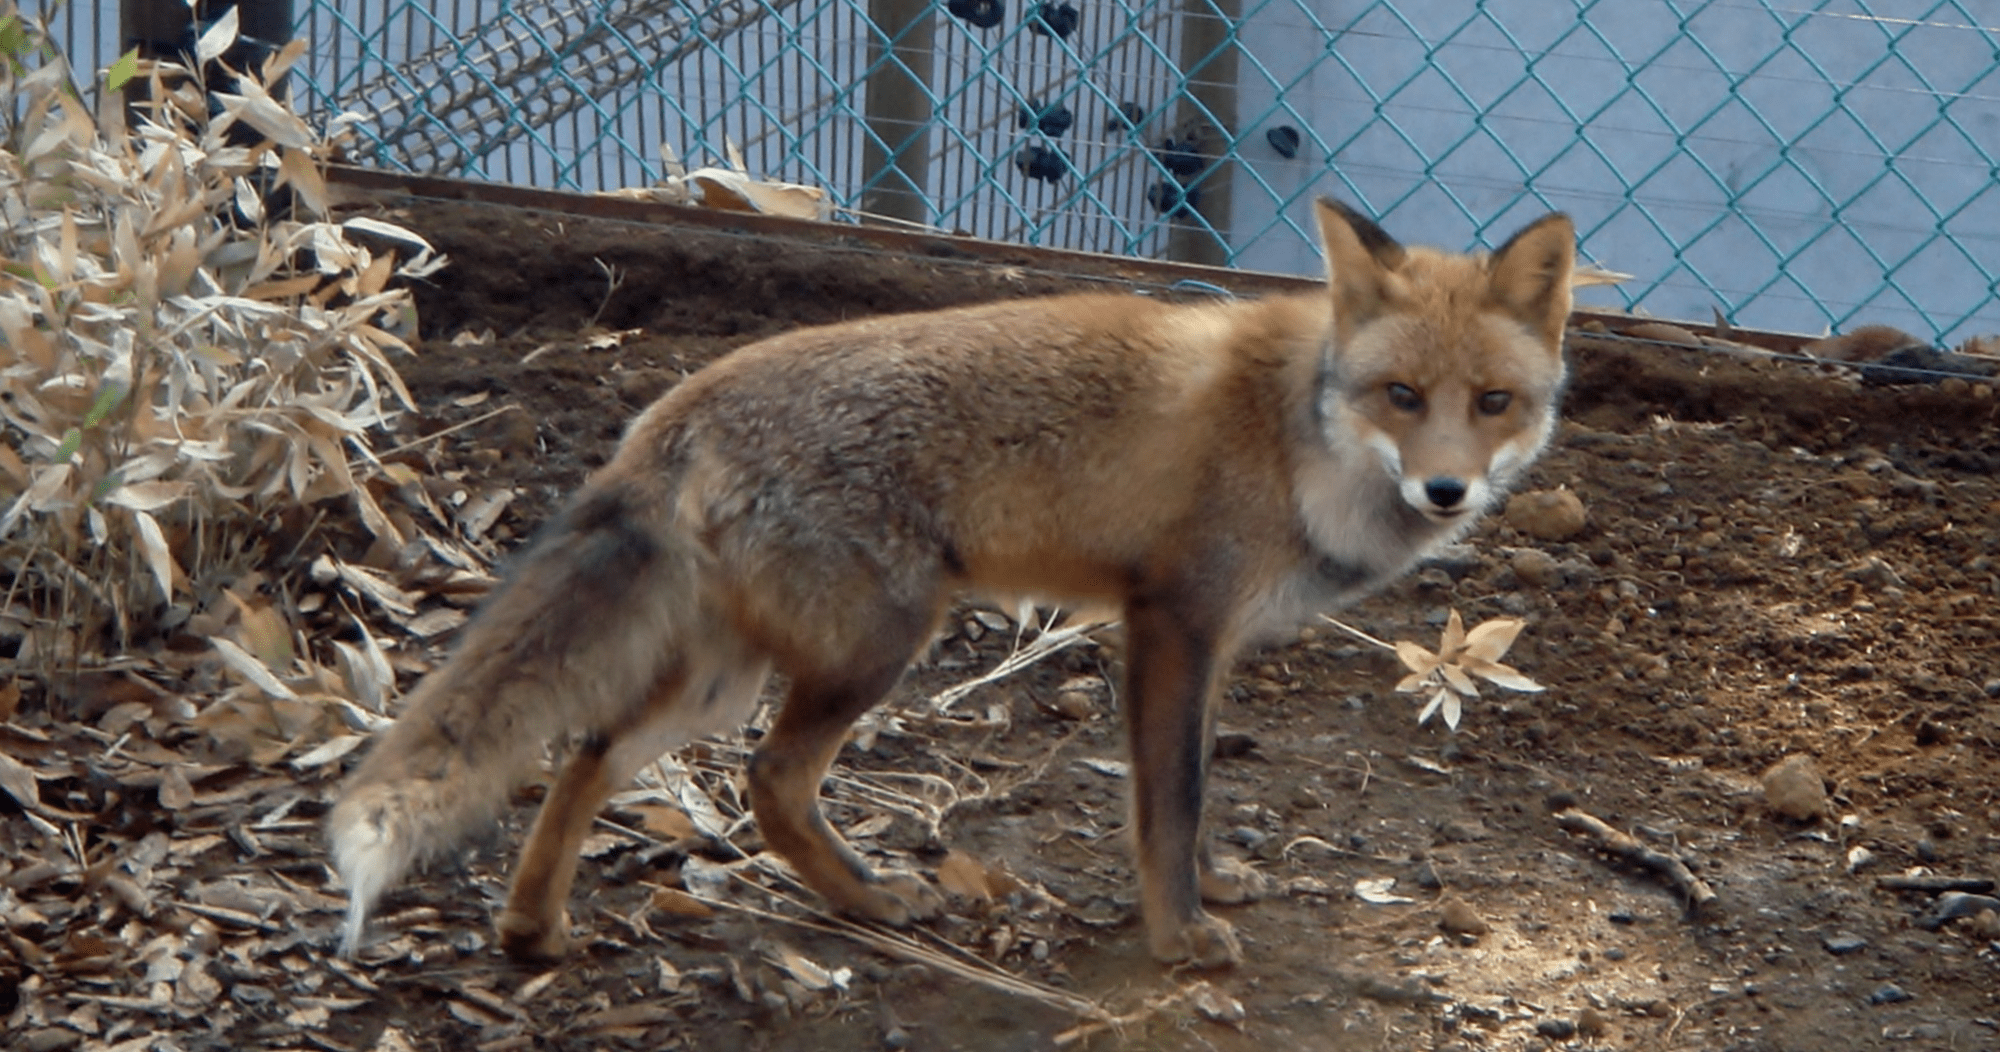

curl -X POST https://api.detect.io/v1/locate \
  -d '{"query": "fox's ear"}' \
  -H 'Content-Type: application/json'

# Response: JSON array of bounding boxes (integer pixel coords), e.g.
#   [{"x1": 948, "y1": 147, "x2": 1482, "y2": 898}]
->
[
  {"x1": 1315, "y1": 198, "x2": 1406, "y2": 330},
  {"x1": 1486, "y1": 212, "x2": 1576, "y2": 349}
]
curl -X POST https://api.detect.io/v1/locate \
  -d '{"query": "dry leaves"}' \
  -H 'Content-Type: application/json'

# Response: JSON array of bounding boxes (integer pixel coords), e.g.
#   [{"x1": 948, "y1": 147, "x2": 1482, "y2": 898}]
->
[
  {"x1": 1, "y1": 8, "x2": 464, "y2": 695},
  {"x1": 1325, "y1": 610, "x2": 1546, "y2": 731}
]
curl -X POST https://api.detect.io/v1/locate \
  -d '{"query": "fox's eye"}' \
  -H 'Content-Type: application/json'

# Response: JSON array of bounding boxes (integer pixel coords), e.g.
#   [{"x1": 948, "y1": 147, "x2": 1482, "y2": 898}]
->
[
  {"x1": 1477, "y1": 390, "x2": 1512, "y2": 415},
  {"x1": 1385, "y1": 383, "x2": 1423, "y2": 412}
]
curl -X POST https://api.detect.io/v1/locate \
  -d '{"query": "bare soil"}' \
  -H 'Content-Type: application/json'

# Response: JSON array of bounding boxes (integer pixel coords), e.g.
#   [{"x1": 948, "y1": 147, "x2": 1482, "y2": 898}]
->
[{"x1": 6, "y1": 198, "x2": 1998, "y2": 1052}]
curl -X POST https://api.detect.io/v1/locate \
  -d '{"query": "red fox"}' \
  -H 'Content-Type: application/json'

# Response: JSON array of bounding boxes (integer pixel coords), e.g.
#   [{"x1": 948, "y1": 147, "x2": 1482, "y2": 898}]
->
[{"x1": 329, "y1": 200, "x2": 1575, "y2": 968}]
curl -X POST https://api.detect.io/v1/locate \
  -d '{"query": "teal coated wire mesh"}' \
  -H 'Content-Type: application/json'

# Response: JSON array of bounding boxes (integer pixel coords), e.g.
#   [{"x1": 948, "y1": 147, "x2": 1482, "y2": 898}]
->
[{"x1": 39, "y1": 1, "x2": 2000, "y2": 343}]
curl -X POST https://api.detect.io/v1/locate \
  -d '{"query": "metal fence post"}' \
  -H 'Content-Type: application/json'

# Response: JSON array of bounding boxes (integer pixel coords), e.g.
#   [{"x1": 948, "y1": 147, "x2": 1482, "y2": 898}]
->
[
  {"x1": 119, "y1": 0, "x2": 295, "y2": 89},
  {"x1": 1167, "y1": 0, "x2": 1239, "y2": 266},
  {"x1": 859, "y1": 0, "x2": 936, "y2": 226}
]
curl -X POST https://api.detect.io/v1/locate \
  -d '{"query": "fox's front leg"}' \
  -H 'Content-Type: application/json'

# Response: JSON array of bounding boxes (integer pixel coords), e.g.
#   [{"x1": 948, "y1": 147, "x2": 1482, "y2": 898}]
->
[{"x1": 1123, "y1": 594, "x2": 1243, "y2": 968}]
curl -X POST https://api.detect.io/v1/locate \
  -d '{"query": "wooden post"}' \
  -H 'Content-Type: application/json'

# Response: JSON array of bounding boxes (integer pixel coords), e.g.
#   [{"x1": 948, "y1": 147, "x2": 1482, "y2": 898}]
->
[
  {"x1": 860, "y1": 0, "x2": 936, "y2": 226},
  {"x1": 1168, "y1": 0, "x2": 1241, "y2": 266}
]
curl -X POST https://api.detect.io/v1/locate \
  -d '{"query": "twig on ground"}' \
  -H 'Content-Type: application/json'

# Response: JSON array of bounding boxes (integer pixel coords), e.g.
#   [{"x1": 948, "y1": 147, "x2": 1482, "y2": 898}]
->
[
  {"x1": 691, "y1": 876, "x2": 1111, "y2": 1021},
  {"x1": 928, "y1": 612, "x2": 1108, "y2": 712},
  {"x1": 1552, "y1": 807, "x2": 1719, "y2": 916},
  {"x1": 378, "y1": 404, "x2": 523, "y2": 458}
]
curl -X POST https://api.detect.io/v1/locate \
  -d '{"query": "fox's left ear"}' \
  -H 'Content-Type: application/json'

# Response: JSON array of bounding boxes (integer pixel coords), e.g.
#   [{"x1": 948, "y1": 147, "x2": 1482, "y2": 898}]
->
[{"x1": 1485, "y1": 213, "x2": 1576, "y2": 350}]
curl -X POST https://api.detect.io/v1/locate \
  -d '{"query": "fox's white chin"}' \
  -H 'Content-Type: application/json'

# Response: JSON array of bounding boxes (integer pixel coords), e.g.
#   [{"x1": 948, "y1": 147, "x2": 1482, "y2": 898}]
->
[{"x1": 1415, "y1": 505, "x2": 1470, "y2": 524}]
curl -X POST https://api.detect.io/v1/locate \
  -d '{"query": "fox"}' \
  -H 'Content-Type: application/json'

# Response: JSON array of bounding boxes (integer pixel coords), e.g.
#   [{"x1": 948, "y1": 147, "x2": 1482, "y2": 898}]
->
[{"x1": 327, "y1": 199, "x2": 1576, "y2": 968}]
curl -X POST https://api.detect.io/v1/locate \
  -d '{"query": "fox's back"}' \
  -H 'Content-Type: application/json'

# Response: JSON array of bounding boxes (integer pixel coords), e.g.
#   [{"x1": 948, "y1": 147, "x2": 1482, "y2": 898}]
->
[{"x1": 615, "y1": 292, "x2": 1328, "y2": 597}]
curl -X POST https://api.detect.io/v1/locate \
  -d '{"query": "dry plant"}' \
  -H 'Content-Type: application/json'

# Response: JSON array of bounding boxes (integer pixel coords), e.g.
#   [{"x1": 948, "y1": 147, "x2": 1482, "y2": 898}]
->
[
  {"x1": 1323, "y1": 609, "x2": 1545, "y2": 731},
  {"x1": 0, "y1": 6, "x2": 446, "y2": 709}
]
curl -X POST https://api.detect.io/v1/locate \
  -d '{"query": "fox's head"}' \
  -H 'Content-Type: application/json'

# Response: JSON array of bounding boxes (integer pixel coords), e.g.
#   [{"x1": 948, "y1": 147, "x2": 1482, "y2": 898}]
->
[{"x1": 1314, "y1": 199, "x2": 1576, "y2": 524}]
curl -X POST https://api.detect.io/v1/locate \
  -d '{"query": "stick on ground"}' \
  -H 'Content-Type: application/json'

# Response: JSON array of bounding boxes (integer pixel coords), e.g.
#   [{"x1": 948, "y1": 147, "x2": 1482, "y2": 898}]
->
[{"x1": 1553, "y1": 807, "x2": 1719, "y2": 916}]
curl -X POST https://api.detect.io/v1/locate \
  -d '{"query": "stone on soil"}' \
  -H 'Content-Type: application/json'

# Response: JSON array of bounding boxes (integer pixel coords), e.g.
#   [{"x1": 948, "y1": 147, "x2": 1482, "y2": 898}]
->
[{"x1": 1762, "y1": 754, "x2": 1827, "y2": 822}]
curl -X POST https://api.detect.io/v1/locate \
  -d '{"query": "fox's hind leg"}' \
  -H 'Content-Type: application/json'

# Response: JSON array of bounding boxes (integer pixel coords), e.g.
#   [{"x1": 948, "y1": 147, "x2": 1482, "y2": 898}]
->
[
  {"x1": 498, "y1": 660, "x2": 767, "y2": 960},
  {"x1": 748, "y1": 616, "x2": 943, "y2": 926}
]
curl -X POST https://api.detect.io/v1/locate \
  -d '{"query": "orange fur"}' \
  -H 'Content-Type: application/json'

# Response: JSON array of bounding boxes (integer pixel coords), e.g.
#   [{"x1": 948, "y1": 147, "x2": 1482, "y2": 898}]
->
[{"x1": 328, "y1": 199, "x2": 1575, "y2": 968}]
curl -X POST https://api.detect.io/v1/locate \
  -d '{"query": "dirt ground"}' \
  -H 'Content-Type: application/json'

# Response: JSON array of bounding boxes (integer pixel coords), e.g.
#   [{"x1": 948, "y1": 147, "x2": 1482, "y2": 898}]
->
[{"x1": 6, "y1": 197, "x2": 1999, "y2": 1052}]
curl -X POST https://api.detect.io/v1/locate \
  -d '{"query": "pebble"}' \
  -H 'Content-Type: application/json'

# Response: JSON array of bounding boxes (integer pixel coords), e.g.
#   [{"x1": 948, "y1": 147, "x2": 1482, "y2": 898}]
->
[
  {"x1": 1821, "y1": 932, "x2": 1868, "y2": 955},
  {"x1": 1534, "y1": 1018, "x2": 1578, "y2": 1040},
  {"x1": 1577, "y1": 1007, "x2": 1610, "y2": 1037},
  {"x1": 1438, "y1": 898, "x2": 1491, "y2": 937},
  {"x1": 1045, "y1": 689, "x2": 1096, "y2": 720},
  {"x1": 1802, "y1": 324, "x2": 1927, "y2": 363},
  {"x1": 1916, "y1": 891, "x2": 2000, "y2": 931},
  {"x1": 614, "y1": 367, "x2": 677, "y2": 406},
  {"x1": 1504, "y1": 488, "x2": 1588, "y2": 541},
  {"x1": 1214, "y1": 731, "x2": 1260, "y2": 760},
  {"x1": 1423, "y1": 544, "x2": 1485, "y2": 580},
  {"x1": 1624, "y1": 321, "x2": 1705, "y2": 348},
  {"x1": 1867, "y1": 982, "x2": 1913, "y2": 1005},
  {"x1": 1510, "y1": 548, "x2": 1560, "y2": 588},
  {"x1": 1845, "y1": 556, "x2": 1906, "y2": 589},
  {"x1": 1761, "y1": 754, "x2": 1828, "y2": 822}
]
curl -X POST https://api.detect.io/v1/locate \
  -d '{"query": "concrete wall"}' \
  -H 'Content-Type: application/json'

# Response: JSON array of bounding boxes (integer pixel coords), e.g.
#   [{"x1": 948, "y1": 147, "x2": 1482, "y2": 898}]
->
[{"x1": 1227, "y1": 1, "x2": 2000, "y2": 342}]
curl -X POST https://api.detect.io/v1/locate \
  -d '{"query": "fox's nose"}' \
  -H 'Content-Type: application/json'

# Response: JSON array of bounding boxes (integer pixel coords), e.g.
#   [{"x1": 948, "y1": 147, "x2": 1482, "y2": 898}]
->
[{"x1": 1424, "y1": 477, "x2": 1468, "y2": 509}]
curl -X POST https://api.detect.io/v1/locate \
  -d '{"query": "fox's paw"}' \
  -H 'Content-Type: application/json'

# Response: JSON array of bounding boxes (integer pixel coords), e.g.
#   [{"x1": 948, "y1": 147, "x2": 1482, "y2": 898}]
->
[
  {"x1": 496, "y1": 906, "x2": 571, "y2": 962},
  {"x1": 1148, "y1": 910, "x2": 1243, "y2": 969},
  {"x1": 839, "y1": 870, "x2": 945, "y2": 927},
  {"x1": 1199, "y1": 855, "x2": 1270, "y2": 905}
]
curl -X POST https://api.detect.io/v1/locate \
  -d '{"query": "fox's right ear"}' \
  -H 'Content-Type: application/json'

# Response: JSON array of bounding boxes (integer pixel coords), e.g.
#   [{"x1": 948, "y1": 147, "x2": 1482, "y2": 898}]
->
[{"x1": 1315, "y1": 198, "x2": 1406, "y2": 332}]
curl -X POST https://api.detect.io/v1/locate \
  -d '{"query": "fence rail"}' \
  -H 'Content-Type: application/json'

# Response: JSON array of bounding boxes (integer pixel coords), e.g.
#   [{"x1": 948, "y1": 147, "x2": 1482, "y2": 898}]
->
[{"x1": 41, "y1": 1, "x2": 2000, "y2": 344}]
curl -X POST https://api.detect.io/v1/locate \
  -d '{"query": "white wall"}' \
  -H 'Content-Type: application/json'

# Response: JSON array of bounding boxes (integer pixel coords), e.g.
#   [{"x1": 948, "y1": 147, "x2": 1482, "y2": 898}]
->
[{"x1": 1227, "y1": 0, "x2": 2000, "y2": 343}]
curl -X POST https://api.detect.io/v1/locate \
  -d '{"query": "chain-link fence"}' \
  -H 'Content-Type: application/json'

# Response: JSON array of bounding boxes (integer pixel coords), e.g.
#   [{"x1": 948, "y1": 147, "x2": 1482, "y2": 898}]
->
[{"x1": 43, "y1": 1, "x2": 2000, "y2": 343}]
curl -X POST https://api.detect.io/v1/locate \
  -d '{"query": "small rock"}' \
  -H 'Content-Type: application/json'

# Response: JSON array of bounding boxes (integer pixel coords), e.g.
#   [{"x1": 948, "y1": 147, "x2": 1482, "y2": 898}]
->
[
  {"x1": 18, "y1": 1030, "x2": 82, "y2": 1052},
  {"x1": 1624, "y1": 321, "x2": 1705, "y2": 348},
  {"x1": 1821, "y1": 932, "x2": 1868, "y2": 955},
  {"x1": 1844, "y1": 556, "x2": 1906, "y2": 589},
  {"x1": 1434, "y1": 817, "x2": 1491, "y2": 843},
  {"x1": 1510, "y1": 548, "x2": 1560, "y2": 588},
  {"x1": 496, "y1": 408, "x2": 540, "y2": 455},
  {"x1": 1504, "y1": 488, "x2": 1588, "y2": 541},
  {"x1": 615, "y1": 367, "x2": 677, "y2": 406},
  {"x1": 1213, "y1": 730, "x2": 1259, "y2": 759},
  {"x1": 1422, "y1": 544, "x2": 1484, "y2": 580},
  {"x1": 1867, "y1": 982, "x2": 1913, "y2": 1005},
  {"x1": 1438, "y1": 898, "x2": 1491, "y2": 937},
  {"x1": 1577, "y1": 1007, "x2": 1610, "y2": 1038},
  {"x1": 1223, "y1": 826, "x2": 1269, "y2": 851},
  {"x1": 1188, "y1": 981, "x2": 1246, "y2": 1026},
  {"x1": 1761, "y1": 754, "x2": 1828, "y2": 822},
  {"x1": 1969, "y1": 909, "x2": 2000, "y2": 939},
  {"x1": 1045, "y1": 689, "x2": 1096, "y2": 721},
  {"x1": 1916, "y1": 891, "x2": 2000, "y2": 931},
  {"x1": 1413, "y1": 859, "x2": 1443, "y2": 890},
  {"x1": 1802, "y1": 324, "x2": 1928, "y2": 363},
  {"x1": 1859, "y1": 344, "x2": 2000, "y2": 386},
  {"x1": 1534, "y1": 1018, "x2": 1578, "y2": 1040}
]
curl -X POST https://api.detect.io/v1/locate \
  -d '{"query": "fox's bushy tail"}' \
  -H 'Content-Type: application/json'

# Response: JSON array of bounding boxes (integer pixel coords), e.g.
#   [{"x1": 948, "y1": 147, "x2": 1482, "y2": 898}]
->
[{"x1": 327, "y1": 481, "x2": 710, "y2": 955}]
